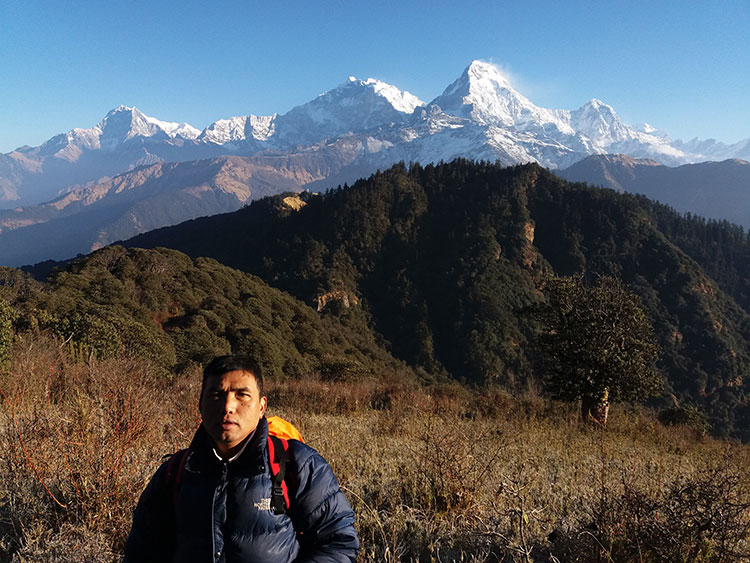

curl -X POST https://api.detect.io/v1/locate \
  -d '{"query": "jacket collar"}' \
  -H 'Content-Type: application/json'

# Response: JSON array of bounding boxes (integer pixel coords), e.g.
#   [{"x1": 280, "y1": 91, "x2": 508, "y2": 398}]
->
[{"x1": 188, "y1": 416, "x2": 270, "y2": 473}]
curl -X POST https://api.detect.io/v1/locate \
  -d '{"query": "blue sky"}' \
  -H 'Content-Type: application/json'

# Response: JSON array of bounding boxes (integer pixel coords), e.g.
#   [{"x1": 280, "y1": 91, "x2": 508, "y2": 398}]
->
[{"x1": 1, "y1": 0, "x2": 748, "y2": 153}]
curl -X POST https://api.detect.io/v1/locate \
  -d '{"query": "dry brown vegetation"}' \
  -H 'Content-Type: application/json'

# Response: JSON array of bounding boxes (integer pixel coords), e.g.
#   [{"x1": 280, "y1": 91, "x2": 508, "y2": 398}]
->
[{"x1": 1, "y1": 335, "x2": 749, "y2": 562}]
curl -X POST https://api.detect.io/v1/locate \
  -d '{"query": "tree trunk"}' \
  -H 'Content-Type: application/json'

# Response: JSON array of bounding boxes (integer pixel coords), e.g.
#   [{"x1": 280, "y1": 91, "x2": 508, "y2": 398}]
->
[{"x1": 581, "y1": 388, "x2": 609, "y2": 426}]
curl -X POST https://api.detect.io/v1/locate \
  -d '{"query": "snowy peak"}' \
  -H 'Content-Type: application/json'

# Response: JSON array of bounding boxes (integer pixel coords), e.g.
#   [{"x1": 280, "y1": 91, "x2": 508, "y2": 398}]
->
[
  {"x1": 247, "y1": 114, "x2": 276, "y2": 141},
  {"x1": 439, "y1": 60, "x2": 514, "y2": 101},
  {"x1": 330, "y1": 76, "x2": 424, "y2": 115},
  {"x1": 356, "y1": 77, "x2": 424, "y2": 114},
  {"x1": 99, "y1": 106, "x2": 200, "y2": 141},
  {"x1": 463, "y1": 59, "x2": 514, "y2": 91},
  {"x1": 99, "y1": 106, "x2": 154, "y2": 141},
  {"x1": 431, "y1": 60, "x2": 565, "y2": 131},
  {"x1": 198, "y1": 114, "x2": 277, "y2": 145},
  {"x1": 33, "y1": 106, "x2": 200, "y2": 162},
  {"x1": 568, "y1": 99, "x2": 678, "y2": 157},
  {"x1": 433, "y1": 60, "x2": 517, "y2": 123},
  {"x1": 570, "y1": 99, "x2": 632, "y2": 145},
  {"x1": 200, "y1": 116, "x2": 249, "y2": 144},
  {"x1": 272, "y1": 76, "x2": 425, "y2": 146},
  {"x1": 573, "y1": 99, "x2": 621, "y2": 126}
]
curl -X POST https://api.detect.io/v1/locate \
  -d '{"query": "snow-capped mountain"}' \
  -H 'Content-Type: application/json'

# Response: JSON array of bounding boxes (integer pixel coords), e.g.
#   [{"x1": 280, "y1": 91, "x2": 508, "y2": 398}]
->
[
  {"x1": 2, "y1": 59, "x2": 748, "y2": 213},
  {"x1": 197, "y1": 76, "x2": 424, "y2": 151},
  {"x1": 97, "y1": 105, "x2": 201, "y2": 142},
  {"x1": 405, "y1": 61, "x2": 689, "y2": 169},
  {"x1": 270, "y1": 76, "x2": 424, "y2": 147},
  {"x1": 433, "y1": 60, "x2": 572, "y2": 132},
  {"x1": 198, "y1": 114, "x2": 277, "y2": 146},
  {"x1": 38, "y1": 105, "x2": 201, "y2": 161}
]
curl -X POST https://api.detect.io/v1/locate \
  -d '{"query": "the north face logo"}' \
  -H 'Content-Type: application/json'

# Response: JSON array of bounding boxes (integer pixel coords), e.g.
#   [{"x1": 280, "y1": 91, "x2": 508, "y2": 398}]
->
[{"x1": 254, "y1": 498, "x2": 272, "y2": 511}]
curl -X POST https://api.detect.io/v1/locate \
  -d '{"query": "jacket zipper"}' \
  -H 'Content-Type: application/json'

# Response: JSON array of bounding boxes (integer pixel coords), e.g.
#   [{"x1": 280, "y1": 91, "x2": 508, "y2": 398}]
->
[{"x1": 211, "y1": 462, "x2": 228, "y2": 561}]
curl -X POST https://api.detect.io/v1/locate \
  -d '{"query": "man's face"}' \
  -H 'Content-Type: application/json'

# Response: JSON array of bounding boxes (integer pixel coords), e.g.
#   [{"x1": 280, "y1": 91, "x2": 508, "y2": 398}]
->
[{"x1": 199, "y1": 370, "x2": 267, "y2": 458}]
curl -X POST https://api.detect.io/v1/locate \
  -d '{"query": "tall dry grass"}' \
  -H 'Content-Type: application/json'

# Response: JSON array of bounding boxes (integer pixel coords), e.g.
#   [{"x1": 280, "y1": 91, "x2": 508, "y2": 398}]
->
[
  {"x1": 0, "y1": 334, "x2": 200, "y2": 561},
  {"x1": 1, "y1": 335, "x2": 749, "y2": 561}
]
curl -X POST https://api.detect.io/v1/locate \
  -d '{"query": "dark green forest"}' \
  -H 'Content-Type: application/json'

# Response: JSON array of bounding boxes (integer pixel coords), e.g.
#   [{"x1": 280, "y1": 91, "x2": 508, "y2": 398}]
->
[
  {"x1": 120, "y1": 160, "x2": 750, "y2": 439},
  {"x1": 1, "y1": 247, "x2": 410, "y2": 384},
  {"x1": 10, "y1": 159, "x2": 750, "y2": 440}
]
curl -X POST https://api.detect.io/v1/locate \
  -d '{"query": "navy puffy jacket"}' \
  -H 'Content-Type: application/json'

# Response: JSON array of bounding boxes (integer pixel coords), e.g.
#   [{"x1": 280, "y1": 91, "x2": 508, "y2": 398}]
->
[{"x1": 124, "y1": 417, "x2": 359, "y2": 562}]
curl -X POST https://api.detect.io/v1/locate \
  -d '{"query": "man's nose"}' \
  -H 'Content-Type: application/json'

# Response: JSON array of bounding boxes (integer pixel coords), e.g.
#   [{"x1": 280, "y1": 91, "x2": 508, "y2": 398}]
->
[{"x1": 223, "y1": 393, "x2": 238, "y2": 413}]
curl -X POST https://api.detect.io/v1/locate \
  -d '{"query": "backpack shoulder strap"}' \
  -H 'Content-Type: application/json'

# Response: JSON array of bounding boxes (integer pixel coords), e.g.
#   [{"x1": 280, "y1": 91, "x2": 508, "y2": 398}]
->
[
  {"x1": 267, "y1": 434, "x2": 291, "y2": 514},
  {"x1": 163, "y1": 448, "x2": 189, "y2": 503}
]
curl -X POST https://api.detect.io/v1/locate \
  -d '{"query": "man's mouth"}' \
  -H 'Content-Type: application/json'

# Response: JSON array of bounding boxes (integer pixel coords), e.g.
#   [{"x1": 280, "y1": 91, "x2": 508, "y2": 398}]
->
[{"x1": 221, "y1": 420, "x2": 238, "y2": 429}]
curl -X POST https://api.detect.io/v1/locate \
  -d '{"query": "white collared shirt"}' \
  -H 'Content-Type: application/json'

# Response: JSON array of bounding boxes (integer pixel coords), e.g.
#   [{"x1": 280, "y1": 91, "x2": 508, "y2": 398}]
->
[{"x1": 212, "y1": 430, "x2": 255, "y2": 463}]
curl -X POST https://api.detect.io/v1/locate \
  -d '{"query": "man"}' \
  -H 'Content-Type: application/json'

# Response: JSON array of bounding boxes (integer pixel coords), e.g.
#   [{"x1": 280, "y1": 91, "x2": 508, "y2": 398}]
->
[{"x1": 125, "y1": 355, "x2": 359, "y2": 562}]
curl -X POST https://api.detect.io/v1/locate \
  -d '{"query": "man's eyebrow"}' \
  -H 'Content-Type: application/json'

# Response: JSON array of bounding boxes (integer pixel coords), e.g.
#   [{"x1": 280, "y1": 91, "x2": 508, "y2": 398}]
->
[
  {"x1": 206, "y1": 385, "x2": 255, "y2": 393},
  {"x1": 230, "y1": 386, "x2": 254, "y2": 393}
]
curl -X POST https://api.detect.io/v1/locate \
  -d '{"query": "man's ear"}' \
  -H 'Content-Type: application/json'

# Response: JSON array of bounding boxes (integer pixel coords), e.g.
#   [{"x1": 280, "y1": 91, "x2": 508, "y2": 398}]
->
[{"x1": 259, "y1": 396, "x2": 268, "y2": 417}]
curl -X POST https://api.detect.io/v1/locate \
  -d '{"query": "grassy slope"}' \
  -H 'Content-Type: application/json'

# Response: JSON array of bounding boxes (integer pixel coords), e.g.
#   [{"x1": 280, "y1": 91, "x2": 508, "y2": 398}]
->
[{"x1": 1, "y1": 340, "x2": 748, "y2": 561}]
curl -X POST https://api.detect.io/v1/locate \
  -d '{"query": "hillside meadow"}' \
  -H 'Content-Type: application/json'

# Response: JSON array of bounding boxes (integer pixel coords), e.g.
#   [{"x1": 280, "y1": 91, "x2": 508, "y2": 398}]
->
[{"x1": 1, "y1": 335, "x2": 749, "y2": 562}]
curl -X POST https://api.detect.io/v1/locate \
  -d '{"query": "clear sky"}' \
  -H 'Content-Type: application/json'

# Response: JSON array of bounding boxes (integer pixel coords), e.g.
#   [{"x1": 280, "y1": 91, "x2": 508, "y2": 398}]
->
[{"x1": 1, "y1": 0, "x2": 748, "y2": 153}]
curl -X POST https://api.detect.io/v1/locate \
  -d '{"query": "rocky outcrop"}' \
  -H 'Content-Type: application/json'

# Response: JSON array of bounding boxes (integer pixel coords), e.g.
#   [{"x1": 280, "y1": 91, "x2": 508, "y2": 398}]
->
[{"x1": 316, "y1": 290, "x2": 359, "y2": 312}]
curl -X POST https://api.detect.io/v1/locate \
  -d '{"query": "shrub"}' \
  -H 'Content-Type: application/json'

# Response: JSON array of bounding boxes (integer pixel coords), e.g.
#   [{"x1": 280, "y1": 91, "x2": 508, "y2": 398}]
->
[
  {"x1": 0, "y1": 299, "x2": 15, "y2": 370},
  {"x1": 549, "y1": 457, "x2": 750, "y2": 561},
  {"x1": 659, "y1": 404, "x2": 710, "y2": 436}
]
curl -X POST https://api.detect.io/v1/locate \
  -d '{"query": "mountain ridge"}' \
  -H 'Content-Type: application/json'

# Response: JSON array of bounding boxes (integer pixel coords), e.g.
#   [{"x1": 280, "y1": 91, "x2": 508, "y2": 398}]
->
[
  {"x1": 558, "y1": 155, "x2": 750, "y2": 228},
  {"x1": 0, "y1": 155, "x2": 312, "y2": 265},
  {"x1": 3, "y1": 60, "x2": 749, "y2": 268},
  {"x1": 4, "y1": 60, "x2": 748, "y2": 211}
]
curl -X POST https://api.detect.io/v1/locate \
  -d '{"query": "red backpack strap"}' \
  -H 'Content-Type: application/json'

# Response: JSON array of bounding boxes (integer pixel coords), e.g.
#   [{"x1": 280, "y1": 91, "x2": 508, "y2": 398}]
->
[
  {"x1": 267, "y1": 435, "x2": 290, "y2": 514},
  {"x1": 163, "y1": 448, "x2": 189, "y2": 503}
]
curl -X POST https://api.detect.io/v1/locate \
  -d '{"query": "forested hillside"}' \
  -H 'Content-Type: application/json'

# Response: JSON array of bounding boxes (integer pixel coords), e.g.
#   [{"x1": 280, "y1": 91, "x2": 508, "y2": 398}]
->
[
  {"x1": 1, "y1": 246, "x2": 411, "y2": 383},
  {"x1": 123, "y1": 160, "x2": 750, "y2": 440}
]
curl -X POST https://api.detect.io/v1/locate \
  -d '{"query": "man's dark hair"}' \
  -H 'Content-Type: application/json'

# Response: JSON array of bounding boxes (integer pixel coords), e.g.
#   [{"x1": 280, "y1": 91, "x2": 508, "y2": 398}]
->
[{"x1": 201, "y1": 354, "x2": 264, "y2": 399}]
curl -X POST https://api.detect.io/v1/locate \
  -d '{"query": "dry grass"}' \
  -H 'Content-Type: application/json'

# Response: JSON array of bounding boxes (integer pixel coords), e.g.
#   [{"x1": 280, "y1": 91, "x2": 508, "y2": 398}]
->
[
  {"x1": 0, "y1": 335, "x2": 200, "y2": 562},
  {"x1": 1, "y1": 336, "x2": 749, "y2": 562}
]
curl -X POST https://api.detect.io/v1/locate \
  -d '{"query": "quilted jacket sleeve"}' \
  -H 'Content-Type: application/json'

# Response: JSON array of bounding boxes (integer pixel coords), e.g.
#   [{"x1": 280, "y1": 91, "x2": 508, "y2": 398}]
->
[
  {"x1": 123, "y1": 461, "x2": 175, "y2": 563},
  {"x1": 289, "y1": 445, "x2": 360, "y2": 563}
]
